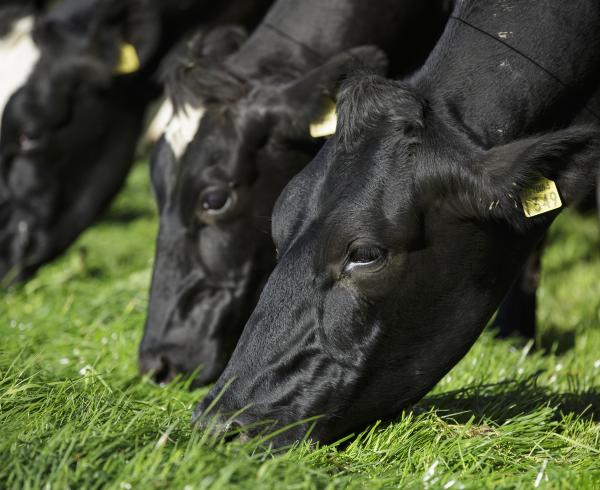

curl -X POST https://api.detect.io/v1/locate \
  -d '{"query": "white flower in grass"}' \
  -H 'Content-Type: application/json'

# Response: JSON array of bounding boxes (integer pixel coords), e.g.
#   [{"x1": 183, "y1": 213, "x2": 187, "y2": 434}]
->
[
  {"x1": 79, "y1": 365, "x2": 93, "y2": 376},
  {"x1": 58, "y1": 357, "x2": 70, "y2": 365},
  {"x1": 120, "y1": 483, "x2": 132, "y2": 490},
  {"x1": 444, "y1": 480, "x2": 464, "y2": 489},
  {"x1": 594, "y1": 359, "x2": 600, "y2": 369},
  {"x1": 423, "y1": 460, "x2": 439, "y2": 488},
  {"x1": 534, "y1": 459, "x2": 548, "y2": 488}
]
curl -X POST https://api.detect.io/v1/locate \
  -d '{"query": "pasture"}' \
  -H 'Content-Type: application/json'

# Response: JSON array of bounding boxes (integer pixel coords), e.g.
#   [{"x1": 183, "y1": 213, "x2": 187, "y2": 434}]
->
[{"x1": 1, "y1": 162, "x2": 599, "y2": 489}]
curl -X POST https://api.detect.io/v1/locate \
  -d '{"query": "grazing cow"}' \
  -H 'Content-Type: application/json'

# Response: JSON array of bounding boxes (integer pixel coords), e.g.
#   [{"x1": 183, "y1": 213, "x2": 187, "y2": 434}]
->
[
  {"x1": 139, "y1": 0, "x2": 450, "y2": 385},
  {"x1": 0, "y1": 0, "x2": 271, "y2": 284},
  {"x1": 195, "y1": 0, "x2": 600, "y2": 445}
]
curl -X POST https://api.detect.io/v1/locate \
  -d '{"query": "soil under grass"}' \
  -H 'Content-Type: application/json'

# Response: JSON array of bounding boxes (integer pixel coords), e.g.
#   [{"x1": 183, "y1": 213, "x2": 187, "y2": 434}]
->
[{"x1": 1, "y1": 162, "x2": 599, "y2": 489}]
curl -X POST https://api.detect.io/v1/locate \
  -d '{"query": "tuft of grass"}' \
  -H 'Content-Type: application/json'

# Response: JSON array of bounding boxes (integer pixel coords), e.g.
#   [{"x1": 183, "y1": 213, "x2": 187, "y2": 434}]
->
[{"x1": 1, "y1": 162, "x2": 599, "y2": 489}]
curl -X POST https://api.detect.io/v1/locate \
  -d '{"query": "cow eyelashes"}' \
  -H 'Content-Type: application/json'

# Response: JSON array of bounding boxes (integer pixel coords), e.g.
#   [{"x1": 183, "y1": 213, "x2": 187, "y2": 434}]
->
[
  {"x1": 196, "y1": 186, "x2": 238, "y2": 223},
  {"x1": 343, "y1": 244, "x2": 387, "y2": 274}
]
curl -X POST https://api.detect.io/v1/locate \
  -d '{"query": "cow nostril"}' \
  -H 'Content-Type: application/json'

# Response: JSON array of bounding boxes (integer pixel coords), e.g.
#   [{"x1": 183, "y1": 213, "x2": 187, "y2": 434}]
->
[
  {"x1": 153, "y1": 357, "x2": 174, "y2": 385},
  {"x1": 139, "y1": 353, "x2": 175, "y2": 385}
]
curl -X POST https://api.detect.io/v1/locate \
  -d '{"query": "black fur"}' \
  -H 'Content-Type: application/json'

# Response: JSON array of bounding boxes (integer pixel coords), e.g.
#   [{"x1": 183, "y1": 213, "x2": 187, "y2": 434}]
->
[{"x1": 336, "y1": 73, "x2": 424, "y2": 152}]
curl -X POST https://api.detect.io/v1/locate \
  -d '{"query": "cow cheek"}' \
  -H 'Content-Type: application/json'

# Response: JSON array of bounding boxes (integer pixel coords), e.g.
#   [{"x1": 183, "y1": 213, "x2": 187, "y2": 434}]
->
[
  {"x1": 320, "y1": 286, "x2": 378, "y2": 365},
  {"x1": 197, "y1": 226, "x2": 241, "y2": 272},
  {"x1": 7, "y1": 158, "x2": 45, "y2": 197}
]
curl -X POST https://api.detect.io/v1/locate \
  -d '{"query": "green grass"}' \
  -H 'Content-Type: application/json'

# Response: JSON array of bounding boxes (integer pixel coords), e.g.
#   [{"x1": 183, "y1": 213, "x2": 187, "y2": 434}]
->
[{"x1": 1, "y1": 162, "x2": 599, "y2": 489}]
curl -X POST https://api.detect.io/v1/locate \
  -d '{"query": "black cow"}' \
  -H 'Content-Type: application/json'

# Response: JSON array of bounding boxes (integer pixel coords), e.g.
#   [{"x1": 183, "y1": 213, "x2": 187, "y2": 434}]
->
[
  {"x1": 0, "y1": 0, "x2": 271, "y2": 284},
  {"x1": 139, "y1": 0, "x2": 450, "y2": 385},
  {"x1": 195, "y1": 0, "x2": 600, "y2": 446}
]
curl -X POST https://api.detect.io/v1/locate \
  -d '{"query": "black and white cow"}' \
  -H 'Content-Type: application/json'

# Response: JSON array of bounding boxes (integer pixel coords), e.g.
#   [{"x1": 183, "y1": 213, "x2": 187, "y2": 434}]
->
[
  {"x1": 139, "y1": 0, "x2": 450, "y2": 385},
  {"x1": 0, "y1": 0, "x2": 271, "y2": 283},
  {"x1": 195, "y1": 0, "x2": 600, "y2": 446}
]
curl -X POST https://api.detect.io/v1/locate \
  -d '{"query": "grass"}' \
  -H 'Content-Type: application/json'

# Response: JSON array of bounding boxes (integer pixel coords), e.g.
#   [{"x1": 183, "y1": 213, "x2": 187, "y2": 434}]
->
[{"x1": 1, "y1": 161, "x2": 599, "y2": 489}]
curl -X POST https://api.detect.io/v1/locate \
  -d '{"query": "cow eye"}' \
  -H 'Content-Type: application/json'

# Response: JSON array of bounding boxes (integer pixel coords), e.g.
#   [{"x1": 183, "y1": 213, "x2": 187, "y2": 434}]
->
[
  {"x1": 196, "y1": 186, "x2": 237, "y2": 222},
  {"x1": 343, "y1": 243, "x2": 387, "y2": 274},
  {"x1": 202, "y1": 189, "x2": 230, "y2": 211}
]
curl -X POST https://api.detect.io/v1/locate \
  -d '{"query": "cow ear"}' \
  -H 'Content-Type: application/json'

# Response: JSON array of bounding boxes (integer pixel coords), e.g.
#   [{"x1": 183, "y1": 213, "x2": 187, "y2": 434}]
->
[
  {"x1": 281, "y1": 46, "x2": 388, "y2": 130},
  {"x1": 475, "y1": 126, "x2": 600, "y2": 223},
  {"x1": 186, "y1": 25, "x2": 248, "y2": 60},
  {"x1": 159, "y1": 25, "x2": 248, "y2": 97}
]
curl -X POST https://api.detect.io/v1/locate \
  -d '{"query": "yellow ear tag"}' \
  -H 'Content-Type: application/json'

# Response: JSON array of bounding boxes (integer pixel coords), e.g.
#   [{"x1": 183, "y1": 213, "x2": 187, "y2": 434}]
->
[
  {"x1": 309, "y1": 97, "x2": 337, "y2": 138},
  {"x1": 520, "y1": 174, "x2": 562, "y2": 217},
  {"x1": 114, "y1": 42, "x2": 140, "y2": 75}
]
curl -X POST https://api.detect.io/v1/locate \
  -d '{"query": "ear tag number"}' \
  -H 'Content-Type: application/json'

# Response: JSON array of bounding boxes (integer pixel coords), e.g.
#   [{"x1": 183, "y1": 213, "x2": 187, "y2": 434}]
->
[
  {"x1": 114, "y1": 42, "x2": 140, "y2": 75},
  {"x1": 309, "y1": 97, "x2": 337, "y2": 138},
  {"x1": 520, "y1": 175, "x2": 562, "y2": 218}
]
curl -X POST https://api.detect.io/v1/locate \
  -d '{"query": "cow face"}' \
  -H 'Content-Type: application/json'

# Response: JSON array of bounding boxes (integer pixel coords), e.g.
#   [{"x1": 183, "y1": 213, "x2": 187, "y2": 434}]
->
[
  {"x1": 139, "y1": 39, "x2": 387, "y2": 386},
  {"x1": 0, "y1": 0, "x2": 160, "y2": 282},
  {"x1": 194, "y1": 74, "x2": 600, "y2": 445}
]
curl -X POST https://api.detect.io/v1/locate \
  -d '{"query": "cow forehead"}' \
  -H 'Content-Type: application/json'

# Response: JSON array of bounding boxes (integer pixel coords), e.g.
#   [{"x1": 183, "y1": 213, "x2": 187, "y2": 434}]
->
[
  {"x1": 164, "y1": 103, "x2": 205, "y2": 160},
  {"x1": 0, "y1": 15, "x2": 40, "y2": 136}
]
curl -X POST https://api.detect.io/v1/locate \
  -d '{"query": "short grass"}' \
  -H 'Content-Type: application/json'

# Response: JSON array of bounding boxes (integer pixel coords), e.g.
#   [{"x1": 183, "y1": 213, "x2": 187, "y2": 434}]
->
[{"x1": 1, "y1": 162, "x2": 599, "y2": 489}]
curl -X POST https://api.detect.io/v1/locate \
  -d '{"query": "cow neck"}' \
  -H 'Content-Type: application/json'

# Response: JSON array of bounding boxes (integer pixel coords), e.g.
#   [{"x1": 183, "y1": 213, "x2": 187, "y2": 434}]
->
[
  {"x1": 412, "y1": 0, "x2": 600, "y2": 149},
  {"x1": 225, "y1": 0, "x2": 434, "y2": 78},
  {"x1": 225, "y1": 22, "x2": 323, "y2": 77},
  {"x1": 224, "y1": 0, "x2": 354, "y2": 77}
]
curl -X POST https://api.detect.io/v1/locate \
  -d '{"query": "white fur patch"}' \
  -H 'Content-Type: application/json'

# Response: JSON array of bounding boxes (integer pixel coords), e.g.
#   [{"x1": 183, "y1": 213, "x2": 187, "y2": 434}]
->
[
  {"x1": 164, "y1": 103, "x2": 204, "y2": 159},
  {"x1": 144, "y1": 98, "x2": 173, "y2": 145},
  {"x1": 0, "y1": 16, "x2": 40, "y2": 135}
]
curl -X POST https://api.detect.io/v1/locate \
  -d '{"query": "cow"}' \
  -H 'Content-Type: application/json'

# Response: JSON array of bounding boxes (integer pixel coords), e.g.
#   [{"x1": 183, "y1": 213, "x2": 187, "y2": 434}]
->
[
  {"x1": 0, "y1": 0, "x2": 271, "y2": 284},
  {"x1": 138, "y1": 0, "x2": 451, "y2": 386},
  {"x1": 194, "y1": 0, "x2": 600, "y2": 446}
]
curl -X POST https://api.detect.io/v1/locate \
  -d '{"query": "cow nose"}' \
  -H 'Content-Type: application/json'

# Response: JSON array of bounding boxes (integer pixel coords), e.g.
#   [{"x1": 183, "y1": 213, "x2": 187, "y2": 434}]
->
[{"x1": 139, "y1": 352, "x2": 176, "y2": 385}]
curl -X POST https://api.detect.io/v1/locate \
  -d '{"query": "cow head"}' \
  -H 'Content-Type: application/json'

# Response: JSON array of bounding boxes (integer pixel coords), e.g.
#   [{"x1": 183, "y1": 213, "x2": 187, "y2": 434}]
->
[
  {"x1": 0, "y1": 0, "x2": 160, "y2": 282},
  {"x1": 138, "y1": 34, "x2": 388, "y2": 386},
  {"x1": 194, "y1": 73, "x2": 600, "y2": 445}
]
